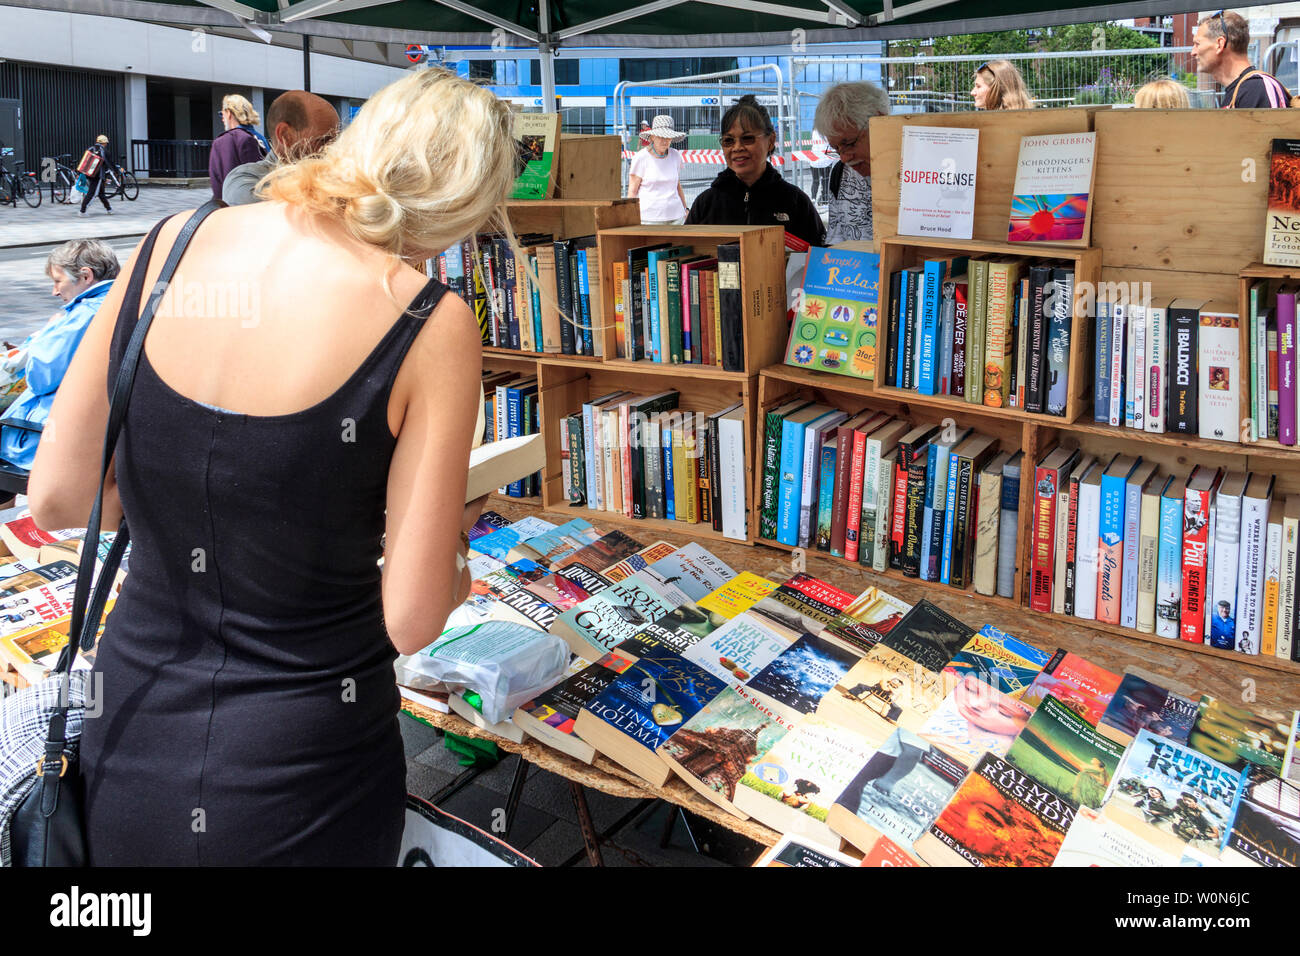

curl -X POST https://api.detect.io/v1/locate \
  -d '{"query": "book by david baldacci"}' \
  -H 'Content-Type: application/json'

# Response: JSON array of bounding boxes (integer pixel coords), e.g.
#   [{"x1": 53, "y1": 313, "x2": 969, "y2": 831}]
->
[
  {"x1": 734, "y1": 715, "x2": 877, "y2": 844},
  {"x1": 830, "y1": 726, "x2": 969, "y2": 854},
  {"x1": 745, "y1": 632, "x2": 860, "y2": 722},
  {"x1": 878, "y1": 599, "x2": 975, "y2": 673},
  {"x1": 916, "y1": 752, "x2": 1077, "y2": 867},
  {"x1": 1005, "y1": 694, "x2": 1125, "y2": 809},
  {"x1": 1187, "y1": 695, "x2": 1290, "y2": 774},
  {"x1": 683, "y1": 612, "x2": 790, "y2": 685},
  {"x1": 1020, "y1": 648, "x2": 1122, "y2": 727},
  {"x1": 697, "y1": 572, "x2": 778, "y2": 619},
  {"x1": 1264, "y1": 139, "x2": 1300, "y2": 268},
  {"x1": 898, "y1": 126, "x2": 979, "y2": 241},
  {"x1": 920, "y1": 674, "x2": 1033, "y2": 765},
  {"x1": 784, "y1": 246, "x2": 882, "y2": 381},
  {"x1": 1102, "y1": 729, "x2": 1242, "y2": 856},
  {"x1": 658, "y1": 684, "x2": 796, "y2": 810},
  {"x1": 943, "y1": 623, "x2": 1050, "y2": 699},
  {"x1": 509, "y1": 112, "x2": 560, "y2": 200},
  {"x1": 1097, "y1": 672, "x2": 1198, "y2": 747},
  {"x1": 1007, "y1": 132, "x2": 1097, "y2": 244}
]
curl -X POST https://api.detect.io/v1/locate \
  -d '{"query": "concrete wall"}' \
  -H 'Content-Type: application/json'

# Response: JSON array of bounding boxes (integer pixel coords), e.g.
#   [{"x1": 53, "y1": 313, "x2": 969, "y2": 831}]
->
[{"x1": 0, "y1": 6, "x2": 408, "y2": 100}]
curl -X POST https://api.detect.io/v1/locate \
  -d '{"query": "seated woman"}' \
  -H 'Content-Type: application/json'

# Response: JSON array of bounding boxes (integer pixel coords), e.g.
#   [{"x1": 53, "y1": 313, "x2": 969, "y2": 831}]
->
[
  {"x1": 686, "y1": 95, "x2": 824, "y2": 247},
  {"x1": 1, "y1": 240, "x2": 120, "y2": 475},
  {"x1": 813, "y1": 81, "x2": 890, "y2": 244}
]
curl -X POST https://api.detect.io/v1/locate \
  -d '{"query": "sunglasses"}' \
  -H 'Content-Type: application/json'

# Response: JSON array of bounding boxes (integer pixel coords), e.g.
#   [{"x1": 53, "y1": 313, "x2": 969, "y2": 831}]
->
[{"x1": 719, "y1": 133, "x2": 761, "y2": 150}]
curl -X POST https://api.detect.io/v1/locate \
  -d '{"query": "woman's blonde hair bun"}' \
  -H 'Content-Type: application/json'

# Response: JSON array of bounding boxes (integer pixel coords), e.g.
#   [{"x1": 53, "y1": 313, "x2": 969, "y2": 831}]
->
[{"x1": 261, "y1": 67, "x2": 519, "y2": 261}]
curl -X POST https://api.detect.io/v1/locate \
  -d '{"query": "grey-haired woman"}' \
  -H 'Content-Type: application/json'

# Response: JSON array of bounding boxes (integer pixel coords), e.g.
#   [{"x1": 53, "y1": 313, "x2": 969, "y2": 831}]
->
[{"x1": 813, "y1": 82, "x2": 890, "y2": 244}]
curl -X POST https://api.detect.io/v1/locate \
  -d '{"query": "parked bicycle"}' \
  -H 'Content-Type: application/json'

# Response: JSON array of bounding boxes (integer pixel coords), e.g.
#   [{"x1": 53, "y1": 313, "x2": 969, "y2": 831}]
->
[
  {"x1": 0, "y1": 157, "x2": 42, "y2": 208},
  {"x1": 45, "y1": 153, "x2": 78, "y2": 204},
  {"x1": 103, "y1": 157, "x2": 139, "y2": 201}
]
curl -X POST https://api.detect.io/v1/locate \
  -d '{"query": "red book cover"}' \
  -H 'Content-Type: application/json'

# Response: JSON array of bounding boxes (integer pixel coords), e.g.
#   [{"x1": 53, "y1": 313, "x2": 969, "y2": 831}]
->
[
  {"x1": 861, "y1": 835, "x2": 921, "y2": 868},
  {"x1": 779, "y1": 572, "x2": 857, "y2": 612},
  {"x1": 1030, "y1": 464, "x2": 1060, "y2": 612},
  {"x1": 1020, "y1": 648, "x2": 1122, "y2": 726},
  {"x1": 844, "y1": 426, "x2": 870, "y2": 563},
  {"x1": 1063, "y1": 470, "x2": 1082, "y2": 616},
  {"x1": 1181, "y1": 467, "x2": 1219, "y2": 643},
  {"x1": 620, "y1": 402, "x2": 635, "y2": 517},
  {"x1": 951, "y1": 280, "x2": 969, "y2": 397},
  {"x1": 829, "y1": 424, "x2": 856, "y2": 558},
  {"x1": 698, "y1": 267, "x2": 715, "y2": 367},
  {"x1": 890, "y1": 459, "x2": 908, "y2": 569}
]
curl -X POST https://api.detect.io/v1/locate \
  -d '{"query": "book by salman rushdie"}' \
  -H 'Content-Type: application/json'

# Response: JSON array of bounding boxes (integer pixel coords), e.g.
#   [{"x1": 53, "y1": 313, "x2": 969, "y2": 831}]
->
[{"x1": 915, "y1": 752, "x2": 1078, "y2": 867}]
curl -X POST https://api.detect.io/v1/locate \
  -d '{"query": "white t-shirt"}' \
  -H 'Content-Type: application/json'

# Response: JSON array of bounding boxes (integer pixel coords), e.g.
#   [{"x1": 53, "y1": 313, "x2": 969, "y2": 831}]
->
[{"x1": 629, "y1": 146, "x2": 686, "y2": 222}]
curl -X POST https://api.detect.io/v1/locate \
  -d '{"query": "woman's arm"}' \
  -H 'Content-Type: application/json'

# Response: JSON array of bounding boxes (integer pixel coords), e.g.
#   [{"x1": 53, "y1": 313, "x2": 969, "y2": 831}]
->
[
  {"x1": 627, "y1": 174, "x2": 642, "y2": 198},
  {"x1": 381, "y1": 291, "x2": 484, "y2": 656}
]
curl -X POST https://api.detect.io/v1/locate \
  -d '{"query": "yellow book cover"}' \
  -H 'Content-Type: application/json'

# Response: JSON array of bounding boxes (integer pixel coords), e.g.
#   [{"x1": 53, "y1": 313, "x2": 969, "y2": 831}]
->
[
  {"x1": 683, "y1": 423, "x2": 699, "y2": 524},
  {"x1": 0, "y1": 599, "x2": 116, "y2": 686},
  {"x1": 697, "y1": 571, "x2": 779, "y2": 619},
  {"x1": 983, "y1": 259, "x2": 1021, "y2": 408},
  {"x1": 671, "y1": 419, "x2": 688, "y2": 521},
  {"x1": 612, "y1": 260, "x2": 628, "y2": 358}
]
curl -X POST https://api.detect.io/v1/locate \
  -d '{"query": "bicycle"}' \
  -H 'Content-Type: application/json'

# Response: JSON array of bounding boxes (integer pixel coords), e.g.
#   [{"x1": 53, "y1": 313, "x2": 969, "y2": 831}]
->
[
  {"x1": 44, "y1": 153, "x2": 78, "y2": 204},
  {"x1": 103, "y1": 158, "x2": 139, "y2": 202},
  {"x1": 0, "y1": 158, "x2": 41, "y2": 208}
]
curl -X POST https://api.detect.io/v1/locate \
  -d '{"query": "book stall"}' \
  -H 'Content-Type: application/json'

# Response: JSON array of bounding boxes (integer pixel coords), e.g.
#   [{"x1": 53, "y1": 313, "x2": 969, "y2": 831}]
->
[{"x1": 5, "y1": 107, "x2": 1300, "y2": 872}]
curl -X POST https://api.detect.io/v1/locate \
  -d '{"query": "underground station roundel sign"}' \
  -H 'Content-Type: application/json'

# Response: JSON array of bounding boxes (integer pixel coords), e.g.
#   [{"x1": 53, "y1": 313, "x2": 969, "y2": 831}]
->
[{"x1": 405, "y1": 44, "x2": 425, "y2": 63}]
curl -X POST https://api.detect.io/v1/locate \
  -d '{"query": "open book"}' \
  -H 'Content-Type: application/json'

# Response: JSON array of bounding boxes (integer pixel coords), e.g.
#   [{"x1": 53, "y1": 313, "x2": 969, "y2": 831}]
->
[{"x1": 466, "y1": 433, "x2": 545, "y2": 503}]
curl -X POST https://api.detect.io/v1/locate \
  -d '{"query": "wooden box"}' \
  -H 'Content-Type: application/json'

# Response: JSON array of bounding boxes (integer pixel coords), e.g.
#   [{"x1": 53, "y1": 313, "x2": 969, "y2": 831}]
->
[
  {"x1": 871, "y1": 236, "x2": 1101, "y2": 424},
  {"x1": 553, "y1": 134, "x2": 622, "y2": 200},
  {"x1": 594, "y1": 224, "x2": 787, "y2": 377}
]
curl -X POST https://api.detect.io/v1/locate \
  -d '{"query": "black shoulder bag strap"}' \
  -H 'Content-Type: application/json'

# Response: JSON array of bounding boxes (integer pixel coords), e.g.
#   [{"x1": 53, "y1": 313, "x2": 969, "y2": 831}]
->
[
  {"x1": 829, "y1": 160, "x2": 845, "y2": 201},
  {"x1": 37, "y1": 200, "x2": 222, "y2": 795}
]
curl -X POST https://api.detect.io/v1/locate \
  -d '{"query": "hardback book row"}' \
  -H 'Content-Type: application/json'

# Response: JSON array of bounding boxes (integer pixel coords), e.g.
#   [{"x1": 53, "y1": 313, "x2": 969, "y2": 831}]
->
[
  {"x1": 1093, "y1": 296, "x2": 1241, "y2": 441},
  {"x1": 756, "y1": 403, "x2": 1021, "y2": 598},
  {"x1": 611, "y1": 240, "x2": 745, "y2": 370},
  {"x1": 435, "y1": 233, "x2": 606, "y2": 358},
  {"x1": 882, "y1": 256, "x2": 1076, "y2": 415},
  {"x1": 426, "y1": 517, "x2": 1300, "y2": 867},
  {"x1": 559, "y1": 388, "x2": 748, "y2": 541},
  {"x1": 1031, "y1": 444, "x2": 1300, "y2": 662},
  {"x1": 1246, "y1": 281, "x2": 1299, "y2": 445},
  {"x1": 482, "y1": 369, "x2": 543, "y2": 498}
]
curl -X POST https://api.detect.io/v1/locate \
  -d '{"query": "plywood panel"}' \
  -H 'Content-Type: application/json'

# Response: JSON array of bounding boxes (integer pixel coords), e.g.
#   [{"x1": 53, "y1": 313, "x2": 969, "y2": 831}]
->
[
  {"x1": 869, "y1": 108, "x2": 1095, "y2": 244},
  {"x1": 1092, "y1": 109, "x2": 1299, "y2": 275}
]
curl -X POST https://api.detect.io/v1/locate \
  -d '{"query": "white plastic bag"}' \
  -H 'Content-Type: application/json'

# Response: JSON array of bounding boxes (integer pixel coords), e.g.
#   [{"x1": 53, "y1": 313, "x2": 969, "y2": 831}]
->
[{"x1": 396, "y1": 621, "x2": 568, "y2": 725}]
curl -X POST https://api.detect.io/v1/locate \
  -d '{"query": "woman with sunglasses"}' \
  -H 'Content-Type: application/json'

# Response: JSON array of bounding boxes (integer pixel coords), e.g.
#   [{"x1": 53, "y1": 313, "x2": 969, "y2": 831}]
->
[
  {"x1": 813, "y1": 81, "x2": 890, "y2": 244},
  {"x1": 685, "y1": 95, "x2": 824, "y2": 247}
]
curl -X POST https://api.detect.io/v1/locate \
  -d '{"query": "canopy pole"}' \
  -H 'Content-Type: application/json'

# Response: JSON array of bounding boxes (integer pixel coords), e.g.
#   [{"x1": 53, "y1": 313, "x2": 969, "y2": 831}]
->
[
  {"x1": 538, "y1": 0, "x2": 557, "y2": 115},
  {"x1": 303, "y1": 33, "x2": 311, "y2": 90}
]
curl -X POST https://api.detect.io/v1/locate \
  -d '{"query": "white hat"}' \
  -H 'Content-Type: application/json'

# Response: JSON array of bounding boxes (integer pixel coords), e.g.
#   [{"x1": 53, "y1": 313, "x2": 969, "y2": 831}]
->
[{"x1": 640, "y1": 114, "x2": 686, "y2": 141}]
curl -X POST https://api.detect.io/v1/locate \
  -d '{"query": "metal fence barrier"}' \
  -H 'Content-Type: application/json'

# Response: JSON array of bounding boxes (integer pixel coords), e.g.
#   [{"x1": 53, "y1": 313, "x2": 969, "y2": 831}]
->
[{"x1": 131, "y1": 139, "x2": 213, "y2": 178}]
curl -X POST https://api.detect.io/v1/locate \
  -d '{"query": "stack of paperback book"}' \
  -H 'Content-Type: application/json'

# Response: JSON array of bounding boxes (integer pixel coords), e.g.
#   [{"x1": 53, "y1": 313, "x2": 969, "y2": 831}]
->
[
  {"x1": 481, "y1": 369, "x2": 543, "y2": 498},
  {"x1": 611, "y1": 241, "x2": 746, "y2": 370},
  {"x1": 756, "y1": 405, "x2": 1022, "y2": 598},
  {"x1": 403, "y1": 508, "x2": 1300, "y2": 868},
  {"x1": 882, "y1": 255, "x2": 1076, "y2": 415},
  {"x1": 1028, "y1": 445, "x2": 1300, "y2": 662},
  {"x1": 559, "y1": 389, "x2": 748, "y2": 541},
  {"x1": 1093, "y1": 296, "x2": 1241, "y2": 442}
]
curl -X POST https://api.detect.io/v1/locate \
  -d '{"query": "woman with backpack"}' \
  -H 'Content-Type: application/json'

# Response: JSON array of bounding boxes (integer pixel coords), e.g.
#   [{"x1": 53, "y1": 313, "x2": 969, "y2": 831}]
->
[
  {"x1": 209, "y1": 94, "x2": 269, "y2": 202},
  {"x1": 76, "y1": 134, "x2": 112, "y2": 216}
]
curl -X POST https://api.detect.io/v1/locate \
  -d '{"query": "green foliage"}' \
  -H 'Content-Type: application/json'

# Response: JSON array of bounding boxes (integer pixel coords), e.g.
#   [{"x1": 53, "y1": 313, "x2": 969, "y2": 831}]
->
[{"x1": 740, "y1": 773, "x2": 783, "y2": 799}]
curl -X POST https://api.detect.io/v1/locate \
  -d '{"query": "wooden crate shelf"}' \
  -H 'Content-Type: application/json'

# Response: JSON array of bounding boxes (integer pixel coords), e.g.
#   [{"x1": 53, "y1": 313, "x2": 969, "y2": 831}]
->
[{"x1": 871, "y1": 236, "x2": 1102, "y2": 425}]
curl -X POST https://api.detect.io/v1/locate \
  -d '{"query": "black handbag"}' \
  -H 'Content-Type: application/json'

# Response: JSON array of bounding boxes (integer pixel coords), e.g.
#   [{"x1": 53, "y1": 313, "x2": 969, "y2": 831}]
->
[{"x1": 10, "y1": 200, "x2": 221, "y2": 866}]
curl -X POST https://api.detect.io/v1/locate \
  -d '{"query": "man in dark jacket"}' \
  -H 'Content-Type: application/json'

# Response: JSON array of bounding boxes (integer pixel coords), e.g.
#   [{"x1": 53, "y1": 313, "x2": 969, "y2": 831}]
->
[{"x1": 78, "y1": 135, "x2": 112, "y2": 216}]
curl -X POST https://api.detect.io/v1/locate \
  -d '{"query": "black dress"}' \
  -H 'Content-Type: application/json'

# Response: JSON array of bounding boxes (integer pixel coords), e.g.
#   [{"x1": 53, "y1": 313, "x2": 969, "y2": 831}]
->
[{"x1": 80, "y1": 273, "x2": 447, "y2": 866}]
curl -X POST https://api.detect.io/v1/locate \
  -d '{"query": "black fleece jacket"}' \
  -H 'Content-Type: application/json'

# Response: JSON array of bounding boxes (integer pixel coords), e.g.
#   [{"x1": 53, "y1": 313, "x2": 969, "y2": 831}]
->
[{"x1": 685, "y1": 164, "x2": 826, "y2": 247}]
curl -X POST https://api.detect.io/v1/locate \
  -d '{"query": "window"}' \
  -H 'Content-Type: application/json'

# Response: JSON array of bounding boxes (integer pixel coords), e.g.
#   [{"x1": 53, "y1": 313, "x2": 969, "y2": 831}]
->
[
  {"x1": 529, "y1": 59, "x2": 580, "y2": 86},
  {"x1": 618, "y1": 57, "x2": 738, "y2": 83},
  {"x1": 560, "y1": 106, "x2": 606, "y2": 133},
  {"x1": 466, "y1": 60, "x2": 495, "y2": 81}
]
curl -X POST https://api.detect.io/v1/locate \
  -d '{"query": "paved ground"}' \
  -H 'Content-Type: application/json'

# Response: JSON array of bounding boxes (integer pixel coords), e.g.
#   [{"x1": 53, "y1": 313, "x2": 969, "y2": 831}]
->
[{"x1": 0, "y1": 185, "x2": 208, "y2": 343}]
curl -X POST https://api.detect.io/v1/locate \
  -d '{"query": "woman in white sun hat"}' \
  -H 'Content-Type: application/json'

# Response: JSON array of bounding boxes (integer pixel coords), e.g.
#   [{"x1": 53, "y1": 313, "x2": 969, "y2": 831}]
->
[{"x1": 627, "y1": 114, "x2": 689, "y2": 225}]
